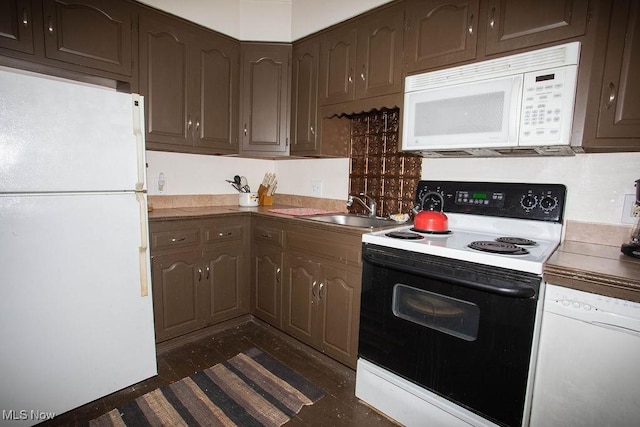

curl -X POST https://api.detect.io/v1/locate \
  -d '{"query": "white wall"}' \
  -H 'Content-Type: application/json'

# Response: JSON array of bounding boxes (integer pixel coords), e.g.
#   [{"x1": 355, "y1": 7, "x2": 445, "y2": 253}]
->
[
  {"x1": 136, "y1": 0, "x2": 393, "y2": 41},
  {"x1": 421, "y1": 153, "x2": 640, "y2": 225},
  {"x1": 290, "y1": 0, "x2": 393, "y2": 40},
  {"x1": 146, "y1": 151, "x2": 350, "y2": 200},
  {"x1": 147, "y1": 150, "x2": 638, "y2": 226}
]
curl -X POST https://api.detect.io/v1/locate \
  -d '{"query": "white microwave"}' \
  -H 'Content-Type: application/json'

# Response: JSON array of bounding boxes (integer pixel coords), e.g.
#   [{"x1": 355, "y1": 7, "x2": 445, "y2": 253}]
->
[{"x1": 402, "y1": 42, "x2": 580, "y2": 156}]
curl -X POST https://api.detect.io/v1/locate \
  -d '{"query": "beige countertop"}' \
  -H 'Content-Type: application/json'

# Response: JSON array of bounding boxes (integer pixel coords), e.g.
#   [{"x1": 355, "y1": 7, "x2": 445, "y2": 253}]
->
[
  {"x1": 149, "y1": 205, "x2": 640, "y2": 303},
  {"x1": 544, "y1": 240, "x2": 640, "y2": 303}
]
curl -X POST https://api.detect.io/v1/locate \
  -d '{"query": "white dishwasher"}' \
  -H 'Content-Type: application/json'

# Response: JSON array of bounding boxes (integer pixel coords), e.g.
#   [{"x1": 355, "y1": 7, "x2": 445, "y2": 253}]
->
[{"x1": 530, "y1": 283, "x2": 640, "y2": 427}]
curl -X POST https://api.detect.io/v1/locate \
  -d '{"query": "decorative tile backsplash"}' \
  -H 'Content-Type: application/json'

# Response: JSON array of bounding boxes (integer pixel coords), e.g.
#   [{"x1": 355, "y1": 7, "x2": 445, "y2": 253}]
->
[{"x1": 348, "y1": 109, "x2": 422, "y2": 217}]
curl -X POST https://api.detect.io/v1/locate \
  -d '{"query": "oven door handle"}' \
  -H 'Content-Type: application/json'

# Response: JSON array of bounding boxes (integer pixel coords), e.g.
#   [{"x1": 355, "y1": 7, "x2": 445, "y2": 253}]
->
[{"x1": 363, "y1": 252, "x2": 537, "y2": 298}]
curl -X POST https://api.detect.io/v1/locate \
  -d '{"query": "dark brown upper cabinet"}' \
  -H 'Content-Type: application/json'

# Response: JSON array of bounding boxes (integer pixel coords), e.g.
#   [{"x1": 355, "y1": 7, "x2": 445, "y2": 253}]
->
[
  {"x1": 239, "y1": 43, "x2": 291, "y2": 156},
  {"x1": 484, "y1": 0, "x2": 589, "y2": 55},
  {"x1": 42, "y1": 0, "x2": 132, "y2": 75},
  {"x1": 356, "y1": 3, "x2": 404, "y2": 100},
  {"x1": 581, "y1": 0, "x2": 640, "y2": 151},
  {"x1": 290, "y1": 36, "x2": 321, "y2": 154},
  {"x1": 404, "y1": 0, "x2": 479, "y2": 73},
  {"x1": 0, "y1": 0, "x2": 133, "y2": 80},
  {"x1": 319, "y1": 25, "x2": 357, "y2": 106},
  {"x1": 0, "y1": 0, "x2": 34, "y2": 54},
  {"x1": 139, "y1": 11, "x2": 239, "y2": 154},
  {"x1": 319, "y1": 2, "x2": 404, "y2": 110}
]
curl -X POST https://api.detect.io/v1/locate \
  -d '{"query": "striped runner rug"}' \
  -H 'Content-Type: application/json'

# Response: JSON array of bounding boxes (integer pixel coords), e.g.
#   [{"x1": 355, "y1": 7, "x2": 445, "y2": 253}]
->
[{"x1": 90, "y1": 347, "x2": 325, "y2": 426}]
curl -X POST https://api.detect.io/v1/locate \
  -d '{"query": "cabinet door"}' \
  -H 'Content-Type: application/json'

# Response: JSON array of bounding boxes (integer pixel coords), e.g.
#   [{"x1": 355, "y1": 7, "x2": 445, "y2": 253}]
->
[
  {"x1": 404, "y1": 0, "x2": 479, "y2": 73},
  {"x1": 356, "y1": 3, "x2": 404, "y2": 99},
  {"x1": 252, "y1": 243, "x2": 283, "y2": 327},
  {"x1": 195, "y1": 33, "x2": 240, "y2": 153},
  {"x1": 596, "y1": 0, "x2": 640, "y2": 140},
  {"x1": 318, "y1": 265, "x2": 361, "y2": 368},
  {"x1": 139, "y1": 14, "x2": 192, "y2": 147},
  {"x1": 0, "y1": 0, "x2": 34, "y2": 54},
  {"x1": 282, "y1": 253, "x2": 320, "y2": 346},
  {"x1": 319, "y1": 26, "x2": 357, "y2": 105},
  {"x1": 240, "y1": 43, "x2": 291, "y2": 154},
  {"x1": 202, "y1": 244, "x2": 248, "y2": 325},
  {"x1": 290, "y1": 37, "x2": 320, "y2": 154},
  {"x1": 42, "y1": 0, "x2": 132, "y2": 75},
  {"x1": 484, "y1": 0, "x2": 589, "y2": 55},
  {"x1": 151, "y1": 250, "x2": 201, "y2": 342}
]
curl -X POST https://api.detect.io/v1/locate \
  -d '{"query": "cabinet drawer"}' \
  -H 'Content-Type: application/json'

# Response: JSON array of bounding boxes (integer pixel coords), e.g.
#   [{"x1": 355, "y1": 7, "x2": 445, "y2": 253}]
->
[
  {"x1": 151, "y1": 228, "x2": 200, "y2": 251},
  {"x1": 253, "y1": 224, "x2": 284, "y2": 247},
  {"x1": 203, "y1": 223, "x2": 244, "y2": 244},
  {"x1": 287, "y1": 230, "x2": 361, "y2": 266}
]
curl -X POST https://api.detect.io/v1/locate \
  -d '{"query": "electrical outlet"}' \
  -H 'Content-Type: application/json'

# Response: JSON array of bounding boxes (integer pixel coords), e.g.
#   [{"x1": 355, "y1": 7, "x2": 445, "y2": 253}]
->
[
  {"x1": 310, "y1": 180, "x2": 323, "y2": 197},
  {"x1": 621, "y1": 194, "x2": 639, "y2": 224},
  {"x1": 154, "y1": 172, "x2": 166, "y2": 194}
]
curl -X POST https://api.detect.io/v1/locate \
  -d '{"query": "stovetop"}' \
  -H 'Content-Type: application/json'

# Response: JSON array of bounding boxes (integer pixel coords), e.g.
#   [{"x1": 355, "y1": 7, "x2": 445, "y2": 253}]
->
[{"x1": 363, "y1": 181, "x2": 567, "y2": 275}]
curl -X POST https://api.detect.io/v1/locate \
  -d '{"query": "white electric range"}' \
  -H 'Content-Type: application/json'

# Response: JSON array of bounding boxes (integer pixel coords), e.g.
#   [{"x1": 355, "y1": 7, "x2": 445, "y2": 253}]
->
[{"x1": 356, "y1": 180, "x2": 567, "y2": 427}]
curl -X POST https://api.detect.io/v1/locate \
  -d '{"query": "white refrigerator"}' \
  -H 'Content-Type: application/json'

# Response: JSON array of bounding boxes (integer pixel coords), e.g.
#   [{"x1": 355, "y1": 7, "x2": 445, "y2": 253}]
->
[{"x1": 0, "y1": 66, "x2": 157, "y2": 425}]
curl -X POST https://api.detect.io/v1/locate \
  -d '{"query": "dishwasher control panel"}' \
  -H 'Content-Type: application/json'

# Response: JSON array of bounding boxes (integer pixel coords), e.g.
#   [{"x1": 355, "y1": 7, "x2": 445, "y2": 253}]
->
[{"x1": 544, "y1": 284, "x2": 640, "y2": 331}]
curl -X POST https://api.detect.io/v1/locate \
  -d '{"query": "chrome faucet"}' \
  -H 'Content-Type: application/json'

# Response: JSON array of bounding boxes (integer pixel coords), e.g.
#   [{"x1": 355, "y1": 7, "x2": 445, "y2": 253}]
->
[{"x1": 347, "y1": 193, "x2": 377, "y2": 217}]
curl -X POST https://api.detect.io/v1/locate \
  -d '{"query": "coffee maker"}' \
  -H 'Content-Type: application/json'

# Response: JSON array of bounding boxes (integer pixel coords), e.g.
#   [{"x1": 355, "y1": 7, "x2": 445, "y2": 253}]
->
[{"x1": 621, "y1": 179, "x2": 640, "y2": 259}]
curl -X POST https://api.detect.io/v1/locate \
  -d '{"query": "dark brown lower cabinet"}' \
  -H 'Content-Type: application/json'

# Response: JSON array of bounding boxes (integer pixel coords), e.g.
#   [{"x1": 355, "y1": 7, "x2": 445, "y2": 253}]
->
[
  {"x1": 280, "y1": 225, "x2": 362, "y2": 368},
  {"x1": 251, "y1": 219, "x2": 285, "y2": 328},
  {"x1": 150, "y1": 216, "x2": 249, "y2": 343},
  {"x1": 250, "y1": 217, "x2": 362, "y2": 368}
]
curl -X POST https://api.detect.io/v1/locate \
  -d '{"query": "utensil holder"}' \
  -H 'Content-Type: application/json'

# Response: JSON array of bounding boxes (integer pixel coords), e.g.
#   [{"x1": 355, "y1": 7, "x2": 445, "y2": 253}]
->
[{"x1": 239, "y1": 192, "x2": 259, "y2": 207}]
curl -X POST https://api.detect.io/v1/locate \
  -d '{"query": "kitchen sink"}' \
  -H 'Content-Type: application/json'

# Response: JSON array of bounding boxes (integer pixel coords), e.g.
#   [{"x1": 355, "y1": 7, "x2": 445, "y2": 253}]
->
[{"x1": 303, "y1": 214, "x2": 398, "y2": 228}]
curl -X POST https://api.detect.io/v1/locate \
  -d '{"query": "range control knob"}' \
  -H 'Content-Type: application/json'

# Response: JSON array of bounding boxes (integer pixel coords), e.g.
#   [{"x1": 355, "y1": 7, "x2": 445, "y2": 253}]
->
[
  {"x1": 520, "y1": 194, "x2": 538, "y2": 212},
  {"x1": 539, "y1": 196, "x2": 558, "y2": 212}
]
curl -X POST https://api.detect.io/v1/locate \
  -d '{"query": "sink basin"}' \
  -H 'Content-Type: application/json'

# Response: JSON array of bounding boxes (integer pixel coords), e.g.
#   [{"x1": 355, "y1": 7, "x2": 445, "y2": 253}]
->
[{"x1": 303, "y1": 214, "x2": 397, "y2": 228}]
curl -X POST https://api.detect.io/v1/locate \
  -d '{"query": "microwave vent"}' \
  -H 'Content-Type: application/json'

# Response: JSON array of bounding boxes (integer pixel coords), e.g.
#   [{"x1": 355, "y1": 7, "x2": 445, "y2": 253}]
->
[
  {"x1": 406, "y1": 42, "x2": 580, "y2": 92},
  {"x1": 414, "y1": 146, "x2": 576, "y2": 158}
]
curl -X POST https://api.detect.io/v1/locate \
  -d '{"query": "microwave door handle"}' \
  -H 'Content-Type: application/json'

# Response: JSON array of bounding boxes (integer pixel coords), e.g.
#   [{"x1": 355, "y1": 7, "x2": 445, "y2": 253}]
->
[{"x1": 510, "y1": 76, "x2": 523, "y2": 143}]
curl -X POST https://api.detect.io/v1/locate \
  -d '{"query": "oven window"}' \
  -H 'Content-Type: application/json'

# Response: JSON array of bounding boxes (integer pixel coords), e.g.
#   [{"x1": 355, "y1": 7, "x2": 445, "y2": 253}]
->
[{"x1": 392, "y1": 283, "x2": 480, "y2": 341}]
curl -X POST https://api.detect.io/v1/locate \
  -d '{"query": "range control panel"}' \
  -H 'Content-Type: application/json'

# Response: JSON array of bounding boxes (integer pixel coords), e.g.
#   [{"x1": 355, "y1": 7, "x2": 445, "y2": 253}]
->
[{"x1": 415, "y1": 181, "x2": 566, "y2": 223}]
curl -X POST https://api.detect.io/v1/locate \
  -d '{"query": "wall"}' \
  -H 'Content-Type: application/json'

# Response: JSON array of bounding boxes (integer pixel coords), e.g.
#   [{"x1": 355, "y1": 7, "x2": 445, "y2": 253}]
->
[
  {"x1": 136, "y1": 0, "x2": 393, "y2": 42},
  {"x1": 421, "y1": 153, "x2": 640, "y2": 226},
  {"x1": 146, "y1": 151, "x2": 349, "y2": 200}
]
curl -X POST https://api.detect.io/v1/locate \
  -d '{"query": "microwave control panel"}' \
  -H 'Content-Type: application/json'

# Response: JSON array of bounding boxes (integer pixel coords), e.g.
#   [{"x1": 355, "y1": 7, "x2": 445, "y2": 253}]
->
[{"x1": 519, "y1": 65, "x2": 578, "y2": 145}]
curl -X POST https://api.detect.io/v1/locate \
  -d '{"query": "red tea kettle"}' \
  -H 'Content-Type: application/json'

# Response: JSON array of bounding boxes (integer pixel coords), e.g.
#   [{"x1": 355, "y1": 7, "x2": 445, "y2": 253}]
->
[{"x1": 414, "y1": 192, "x2": 448, "y2": 232}]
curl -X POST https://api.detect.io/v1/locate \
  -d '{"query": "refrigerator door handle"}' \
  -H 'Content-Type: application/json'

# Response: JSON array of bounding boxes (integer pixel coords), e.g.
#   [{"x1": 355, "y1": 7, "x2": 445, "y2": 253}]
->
[
  {"x1": 132, "y1": 94, "x2": 146, "y2": 192},
  {"x1": 137, "y1": 192, "x2": 150, "y2": 297}
]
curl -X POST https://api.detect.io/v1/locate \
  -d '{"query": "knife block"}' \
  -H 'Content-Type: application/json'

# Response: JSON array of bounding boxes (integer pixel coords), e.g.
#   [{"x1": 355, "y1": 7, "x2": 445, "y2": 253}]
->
[{"x1": 258, "y1": 185, "x2": 273, "y2": 206}]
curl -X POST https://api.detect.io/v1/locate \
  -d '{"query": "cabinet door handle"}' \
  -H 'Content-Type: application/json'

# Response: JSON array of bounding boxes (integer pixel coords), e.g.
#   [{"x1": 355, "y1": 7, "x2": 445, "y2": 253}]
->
[
  {"x1": 360, "y1": 65, "x2": 366, "y2": 81},
  {"x1": 22, "y1": 9, "x2": 28, "y2": 28},
  {"x1": 489, "y1": 8, "x2": 496, "y2": 30},
  {"x1": 348, "y1": 68, "x2": 353, "y2": 83},
  {"x1": 606, "y1": 82, "x2": 616, "y2": 109},
  {"x1": 276, "y1": 267, "x2": 281, "y2": 283},
  {"x1": 244, "y1": 124, "x2": 247, "y2": 136},
  {"x1": 197, "y1": 267, "x2": 203, "y2": 281},
  {"x1": 47, "y1": 17, "x2": 54, "y2": 34},
  {"x1": 310, "y1": 125, "x2": 315, "y2": 135},
  {"x1": 468, "y1": 14, "x2": 474, "y2": 36},
  {"x1": 318, "y1": 282, "x2": 325, "y2": 299},
  {"x1": 261, "y1": 231, "x2": 271, "y2": 238},
  {"x1": 195, "y1": 118, "x2": 200, "y2": 134},
  {"x1": 311, "y1": 280, "x2": 318, "y2": 298},
  {"x1": 218, "y1": 231, "x2": 232, "y2": 237},
  {"x1": 187, "y1": 115, "x2": 192, "y2": 131},
  {"x1": 170, "y1": 237, "x2": 186, "y2": 242},
  {"x1": 205, "y1": 265, "x2": 210, "y2": 280}
]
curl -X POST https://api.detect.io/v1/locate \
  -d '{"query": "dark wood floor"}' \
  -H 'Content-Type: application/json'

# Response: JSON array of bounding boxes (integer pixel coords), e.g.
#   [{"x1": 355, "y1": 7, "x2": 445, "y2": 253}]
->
[{"x1": 42, "y1": 320, "x2": 399, "y2": 426}]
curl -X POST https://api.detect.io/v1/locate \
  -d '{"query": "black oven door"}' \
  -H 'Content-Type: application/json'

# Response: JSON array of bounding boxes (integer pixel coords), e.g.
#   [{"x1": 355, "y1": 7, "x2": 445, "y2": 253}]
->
[{"x1": 359, "y1": 243, "x2": 542, "y2": 427}]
